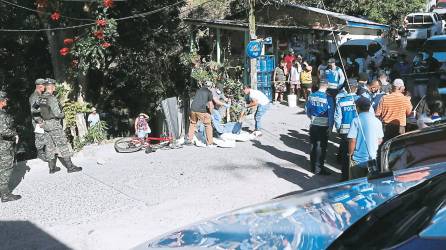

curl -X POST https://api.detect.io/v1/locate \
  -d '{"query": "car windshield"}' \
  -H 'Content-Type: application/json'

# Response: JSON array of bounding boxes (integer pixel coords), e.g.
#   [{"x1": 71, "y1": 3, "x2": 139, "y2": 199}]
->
[
  {"x1": 328, "y1": 171, "x2": 446, "y2": 249},
  {"x1": 339, "y1": 45, "x2": 368, "y2": 58},
  {"x1": 438, "y1": 2, "x2": 446, "y2": 8},
  {"x1": 407, "y1": 15, "x2": 435, "y2": 29},
  {"x1": 387, "y1": 126, "x2": 446, "y2": 171},
  {"x1": 424, "y1": 40, "x2": 446, "y2": 52}
]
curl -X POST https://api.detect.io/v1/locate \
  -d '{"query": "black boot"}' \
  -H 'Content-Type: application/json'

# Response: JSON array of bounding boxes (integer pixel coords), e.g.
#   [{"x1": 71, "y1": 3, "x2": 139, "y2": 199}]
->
[
  {"x1": 1, "y1": 193, "x2": 22, "y2": 203},
  {"x1": 48, "y1": 158, "x2": 61, "y2": 174},
  {"x1": 59, "y1": 157, "x2": 82, "y2": 173}
]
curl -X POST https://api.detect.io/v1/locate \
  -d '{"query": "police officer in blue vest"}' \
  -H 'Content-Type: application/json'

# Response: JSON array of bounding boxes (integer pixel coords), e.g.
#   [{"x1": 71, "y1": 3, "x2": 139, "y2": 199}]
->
[
  {"x1": 325, "y1": 58, "x2": 346, "y2": 103},
  {"x1": 306, "y1": 79, "x2": 335, "y2": 175},
  {"x1": 335, "y1": 79, "x2": 359, "y2": 181}
]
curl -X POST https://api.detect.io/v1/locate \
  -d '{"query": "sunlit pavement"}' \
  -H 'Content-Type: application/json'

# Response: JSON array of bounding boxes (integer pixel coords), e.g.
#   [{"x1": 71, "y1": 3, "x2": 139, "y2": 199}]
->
[{"x1": 0, "y1": 103, "x2": 340, "y2": 250}]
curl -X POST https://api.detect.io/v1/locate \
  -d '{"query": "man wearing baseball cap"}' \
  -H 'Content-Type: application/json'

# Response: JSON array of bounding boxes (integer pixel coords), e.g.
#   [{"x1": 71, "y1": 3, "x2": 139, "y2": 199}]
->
[
  {"x1": 29, "y1": 78, "x2": 49, "y2": 164},
  {"x1": 0, "y1": 91, "x2": 21, "y2": 202},
  {"x1": 375, "y1": 78, "x2": 413, "y2": 142},
  {"x1": 39, "y1": 79, "x2": 82, "y2": 173},
  {"x1": 348, "y1": 96, "x2": 383, "y2": 179}
]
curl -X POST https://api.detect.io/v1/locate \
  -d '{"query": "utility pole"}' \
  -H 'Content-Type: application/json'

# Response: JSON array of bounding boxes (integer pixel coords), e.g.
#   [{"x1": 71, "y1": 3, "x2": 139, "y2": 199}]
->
[{"x1": 248, "y1": 0, "x2": 257, "y2": 89}]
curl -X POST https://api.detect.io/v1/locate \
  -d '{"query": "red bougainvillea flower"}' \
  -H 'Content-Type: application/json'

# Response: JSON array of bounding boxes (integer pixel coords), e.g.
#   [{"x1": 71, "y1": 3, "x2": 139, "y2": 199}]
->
[
  {"x1": 63, "y1": 38, "x2": 74, "y2": 45},
  {"x1": 101, "y1": 42, "x2": 111, "y2": 48},
  {"x1": 59, "y1": 47, "x2": 70, "y2": 56},
  {"x1": 96, "y1": 19, "x2": 107, "y2": 27},
  {"x1": 51, "y1": 12, "x2": 61, "y2": 21},
  {"x1": 103, "y1": 0, "x2": 113, "y2": 8},
  {"x1": 94, "y1": 30, "x2": 105, "y2": 39}
]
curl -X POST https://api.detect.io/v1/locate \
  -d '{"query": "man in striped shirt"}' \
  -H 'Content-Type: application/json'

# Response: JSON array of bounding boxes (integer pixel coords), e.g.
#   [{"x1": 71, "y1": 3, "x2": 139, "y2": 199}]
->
[{"x1": 375, "y1": 79, "x2": 413, "y2": 142}]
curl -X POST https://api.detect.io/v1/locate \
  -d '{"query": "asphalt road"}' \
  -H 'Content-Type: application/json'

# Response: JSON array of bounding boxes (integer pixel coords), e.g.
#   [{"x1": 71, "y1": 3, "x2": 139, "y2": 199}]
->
[{"x1": 0, "y1": 103, "x2": 341, "y2": 250}]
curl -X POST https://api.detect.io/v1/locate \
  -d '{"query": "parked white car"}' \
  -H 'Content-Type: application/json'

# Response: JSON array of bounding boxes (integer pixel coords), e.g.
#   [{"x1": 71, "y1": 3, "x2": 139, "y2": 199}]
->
[{"x1": 404, "y1": 13, "x2": 444, "y2": 43}]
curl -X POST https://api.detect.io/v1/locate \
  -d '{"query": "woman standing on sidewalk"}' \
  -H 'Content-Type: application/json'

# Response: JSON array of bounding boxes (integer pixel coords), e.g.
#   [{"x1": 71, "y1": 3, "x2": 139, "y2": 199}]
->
[{"x1": 273, "y1": 60, "x2": 288, "y2": 103}]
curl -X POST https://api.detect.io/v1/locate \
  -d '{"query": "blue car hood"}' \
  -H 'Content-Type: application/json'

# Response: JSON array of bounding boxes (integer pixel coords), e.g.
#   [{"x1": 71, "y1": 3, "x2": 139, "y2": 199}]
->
[{"x1": 141, "y1": 165, "x2": 446, "y2": 250}]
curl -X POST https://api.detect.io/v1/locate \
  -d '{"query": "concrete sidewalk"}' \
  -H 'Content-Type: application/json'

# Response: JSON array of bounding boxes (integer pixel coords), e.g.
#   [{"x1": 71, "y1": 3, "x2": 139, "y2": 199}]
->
[{"x1": 0, "y1": 103, "x2": 341, "y2": 250}]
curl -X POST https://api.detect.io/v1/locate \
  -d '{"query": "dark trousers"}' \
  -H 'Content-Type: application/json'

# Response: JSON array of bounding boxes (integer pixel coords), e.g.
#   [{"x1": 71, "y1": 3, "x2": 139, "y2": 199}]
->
[
  {"x1": 383, "y1": 123, "x2": 405, "y2": 142},
  {"x1": 310, "y1": 125, "x2": 329, "y2": 173},
  {"x1": 339, "y1": 134, "x2": 349, "y2": 181}
]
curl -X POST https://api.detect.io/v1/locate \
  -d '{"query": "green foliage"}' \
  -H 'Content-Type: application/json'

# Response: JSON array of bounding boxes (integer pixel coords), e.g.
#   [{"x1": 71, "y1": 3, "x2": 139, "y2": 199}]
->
[
  {"x1": 63, "y1": 101, "x2": 90, "y2": 127},
  {"x1": 73, "y1": 121, "x2": 108, "y2": 151}
]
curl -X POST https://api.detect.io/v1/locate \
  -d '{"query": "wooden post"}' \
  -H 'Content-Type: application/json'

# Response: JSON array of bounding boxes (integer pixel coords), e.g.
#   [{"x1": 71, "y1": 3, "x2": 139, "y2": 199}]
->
[{"x1": 216, "y1": 28, "x2": 221, "y2": 64}]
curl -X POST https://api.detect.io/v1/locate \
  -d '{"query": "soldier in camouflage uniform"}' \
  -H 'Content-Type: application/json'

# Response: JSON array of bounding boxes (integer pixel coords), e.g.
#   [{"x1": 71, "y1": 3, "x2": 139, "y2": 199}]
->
[
  {"x1": 39, "y1": 79, "x2": 82, "y2": 173},
  {"x1": 29, "y1": 78, "x2": 60, "y2": 174},
  {"x1": 0, "y1": 91, "x2": 21, "y2": 202}
]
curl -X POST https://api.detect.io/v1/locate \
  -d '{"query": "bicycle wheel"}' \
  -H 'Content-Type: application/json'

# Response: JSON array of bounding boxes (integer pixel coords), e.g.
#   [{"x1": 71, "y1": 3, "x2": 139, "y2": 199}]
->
[{"x1": 114, "y1": 137, "x2": 143, "y2": 153}]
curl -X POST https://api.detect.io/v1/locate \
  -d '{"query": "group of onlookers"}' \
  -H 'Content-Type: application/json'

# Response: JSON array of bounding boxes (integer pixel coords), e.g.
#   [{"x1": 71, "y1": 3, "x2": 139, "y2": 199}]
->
[{"x1": 304, "y1": 52, "x2": 445, "y2": 181}]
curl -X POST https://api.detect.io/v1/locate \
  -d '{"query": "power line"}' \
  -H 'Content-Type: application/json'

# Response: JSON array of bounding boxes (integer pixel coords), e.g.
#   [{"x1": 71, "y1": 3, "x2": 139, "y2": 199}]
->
[
  {"x1": 0, "y1": 0, "x2": 214, "y2": 33},
  {"x1": 0, "y1": 0, "x2": 95, "y2": 21}
]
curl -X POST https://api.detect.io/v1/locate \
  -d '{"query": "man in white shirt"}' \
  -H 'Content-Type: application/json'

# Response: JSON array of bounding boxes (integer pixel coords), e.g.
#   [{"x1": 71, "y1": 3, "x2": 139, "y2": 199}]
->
[
  {"x1": 87, "y1": 107, "x2": 100, "y2": 127},
  {"x1": 243, "y1": 85, "x2": 270, "y2": 136}
]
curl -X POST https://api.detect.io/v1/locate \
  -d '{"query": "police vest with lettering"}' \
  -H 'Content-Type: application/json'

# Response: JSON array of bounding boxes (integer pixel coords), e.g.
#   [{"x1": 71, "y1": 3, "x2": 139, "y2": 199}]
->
[{"x1": 338, "y1": 94, "x2": 358, "y2": 134}]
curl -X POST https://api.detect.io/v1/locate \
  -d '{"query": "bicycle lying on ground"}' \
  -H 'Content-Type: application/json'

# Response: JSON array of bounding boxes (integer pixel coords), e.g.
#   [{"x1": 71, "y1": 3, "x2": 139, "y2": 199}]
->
[{"x1": 114, "y1": 134, "x2": 182, "y2": 154}]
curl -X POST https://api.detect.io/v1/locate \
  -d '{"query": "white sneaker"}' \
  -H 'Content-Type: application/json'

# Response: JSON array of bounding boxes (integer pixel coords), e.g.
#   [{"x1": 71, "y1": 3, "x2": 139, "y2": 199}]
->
[{"x1": 207, "y1": 144, "x2": 218, "y2": 148}]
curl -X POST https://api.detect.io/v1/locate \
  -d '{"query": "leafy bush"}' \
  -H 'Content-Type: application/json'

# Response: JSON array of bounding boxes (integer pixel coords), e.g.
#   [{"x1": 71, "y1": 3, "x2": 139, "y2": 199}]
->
[{"x1": 73, "y1": 121, "x2": 108, "y2": 151}]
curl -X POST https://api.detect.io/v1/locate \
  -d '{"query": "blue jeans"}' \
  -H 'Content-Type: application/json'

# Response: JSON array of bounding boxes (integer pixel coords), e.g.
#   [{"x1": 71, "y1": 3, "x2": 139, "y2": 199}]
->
[{"x1": 255, "y1": 104, "x2": 269, "y2": 131}]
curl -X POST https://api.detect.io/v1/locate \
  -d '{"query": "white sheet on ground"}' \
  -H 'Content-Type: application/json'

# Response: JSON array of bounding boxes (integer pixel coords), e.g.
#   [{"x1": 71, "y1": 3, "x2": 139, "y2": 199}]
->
[
  {"x1": 220, "y1": 131, "x2": 255, "y2": 142},
  {"x1": 213, "y1": 138, "x2": 236, "y2": 148}
]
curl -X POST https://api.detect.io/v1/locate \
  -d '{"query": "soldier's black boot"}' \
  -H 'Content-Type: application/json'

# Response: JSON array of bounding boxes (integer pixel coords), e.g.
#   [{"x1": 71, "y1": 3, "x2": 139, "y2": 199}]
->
[
  {"x1": 48, "y1": 158, "x2": 61, "y2": 174},
  {"x1": 59, "y1": 157, "x2": 82, "y2": 173},
  {"x1": 1, "y1": 193, "x2": 22, "y2": 203}
]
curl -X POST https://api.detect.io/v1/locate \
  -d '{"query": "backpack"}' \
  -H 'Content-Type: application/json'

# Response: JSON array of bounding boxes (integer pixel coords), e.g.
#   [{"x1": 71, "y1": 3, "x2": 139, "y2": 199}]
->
[{"x1": 39, "y1": 95, "x2": 54, "y2": 120}]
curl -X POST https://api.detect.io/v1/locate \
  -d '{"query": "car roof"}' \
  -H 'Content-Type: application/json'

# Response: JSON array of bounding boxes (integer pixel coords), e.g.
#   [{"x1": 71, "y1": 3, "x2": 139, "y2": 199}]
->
[
  {"x1": 341, "y1": 39, "x2": 381, "y2": 46},
  {"x1": 427, "y1": 35, "x2": 446, "y2": 41},
  {"x1": 406, "y1": 12, "x2": 435, "y2": 16},
  {"x1": 141, "y1": 164, "x2": 446, "y2": 250}
]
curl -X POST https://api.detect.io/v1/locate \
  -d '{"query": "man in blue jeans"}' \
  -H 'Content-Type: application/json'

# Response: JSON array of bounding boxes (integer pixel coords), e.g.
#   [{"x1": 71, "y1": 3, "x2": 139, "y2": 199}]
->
[
  {"x1": 243, "y1": 85, "x2": 270, "y2": 137},
  {"x1": 348, "y1": 97, "x2": 384, "y2": 179}
]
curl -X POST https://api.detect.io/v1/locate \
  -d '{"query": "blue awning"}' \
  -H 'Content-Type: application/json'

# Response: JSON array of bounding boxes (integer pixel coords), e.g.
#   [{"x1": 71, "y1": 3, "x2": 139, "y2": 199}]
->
[{"x1": 347, "y1": 21, "x2": 389, "y2": 31}]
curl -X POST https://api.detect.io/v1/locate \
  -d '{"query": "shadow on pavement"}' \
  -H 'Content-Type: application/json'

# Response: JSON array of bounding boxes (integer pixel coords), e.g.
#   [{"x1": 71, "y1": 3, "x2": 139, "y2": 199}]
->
[
  {"x1": 283, "y1": 130, "x2": 341, "y2": 172},
  {"x1": 252, "y1": 140, "x2": 310, "y2": 169},
  {"x1": 9, "y1": 161, "x2": 31, "y2": 192},
  {"x1": 0, "y1": 221, "x2": 69, "y2": 250}
]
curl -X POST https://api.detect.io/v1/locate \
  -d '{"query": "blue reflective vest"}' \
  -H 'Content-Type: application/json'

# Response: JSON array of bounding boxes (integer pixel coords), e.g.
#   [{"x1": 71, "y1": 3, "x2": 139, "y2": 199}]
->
[
  {"x1": 325, "y1": 67, "x2": 345, "y2": 91},
  {"x1": 335, "y1": 92, "x2": 359, "y2": 134},
  {"x1": 306, "y1": 90, "x2": 334, "y2": 128}
]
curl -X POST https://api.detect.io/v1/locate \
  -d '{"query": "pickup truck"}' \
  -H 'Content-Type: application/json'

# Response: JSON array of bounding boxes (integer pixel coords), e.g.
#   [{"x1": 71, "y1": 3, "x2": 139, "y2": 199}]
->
[{"x1": 404, "y1": 12, "x2": 444, "y2": 44}]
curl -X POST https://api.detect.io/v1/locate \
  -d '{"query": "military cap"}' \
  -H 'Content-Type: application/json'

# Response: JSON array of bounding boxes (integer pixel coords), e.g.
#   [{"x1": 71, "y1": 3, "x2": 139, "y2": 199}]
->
[
  {"x1": 35, "y1": 78, "x2": 46, "y2": 85},
  {"x1": 0, "y1": 91, "x2": 7, "y2": 100},
  {"x1": 45, "y1": 78, "x2": 56, "y2": 85}
]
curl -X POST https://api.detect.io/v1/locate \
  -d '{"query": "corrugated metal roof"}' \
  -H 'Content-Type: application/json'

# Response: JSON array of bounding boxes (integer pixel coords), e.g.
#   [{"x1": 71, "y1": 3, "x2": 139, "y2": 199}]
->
[
  {"x1": 184, "y1": 18, "x2": 339, "y2": 32},
  {"x1": 280, "y1": 1, "x2": 389, "y2": 28}
]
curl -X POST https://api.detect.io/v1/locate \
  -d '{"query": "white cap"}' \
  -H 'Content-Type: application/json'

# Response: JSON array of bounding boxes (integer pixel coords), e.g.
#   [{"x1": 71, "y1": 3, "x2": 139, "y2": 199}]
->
[{"x1": 393, "y1": 78, "x2": 405, "y2": 87}]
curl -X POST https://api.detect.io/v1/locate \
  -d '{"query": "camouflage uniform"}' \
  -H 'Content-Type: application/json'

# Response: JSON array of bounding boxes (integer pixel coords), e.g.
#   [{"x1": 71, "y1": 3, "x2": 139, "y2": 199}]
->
[
  {"x1": 0, "y1": 91, "x2": 21, "y2": 202},
  {"x1": 39, "y1": 92, "x2": 73, "y2": 160},
  {"x1": 29, "y1": 89, "x2": 51, "y2": 162},
  {"x1": 0, "y1": 109, "x2": 17, "y2": 196}
]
